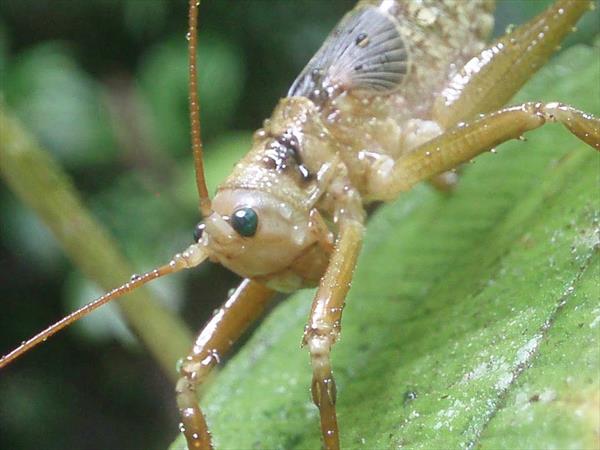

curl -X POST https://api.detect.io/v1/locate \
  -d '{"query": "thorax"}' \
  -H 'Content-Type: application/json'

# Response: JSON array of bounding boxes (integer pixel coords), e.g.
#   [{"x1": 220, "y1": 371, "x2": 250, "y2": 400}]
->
[{"x1": 297, "y1": 0, "x2": 495, "y2": 199}]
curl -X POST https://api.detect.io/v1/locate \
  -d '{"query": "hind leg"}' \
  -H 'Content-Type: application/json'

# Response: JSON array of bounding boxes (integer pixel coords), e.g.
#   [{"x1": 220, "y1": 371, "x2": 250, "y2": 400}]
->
[{"x1": 370, "y1": 102, "x2": 599, "y2": 198}]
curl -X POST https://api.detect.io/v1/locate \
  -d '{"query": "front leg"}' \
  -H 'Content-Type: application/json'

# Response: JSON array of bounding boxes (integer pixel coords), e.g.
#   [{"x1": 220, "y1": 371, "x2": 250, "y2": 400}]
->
[
  {"x1": 303, "y1": 219, "x2": 365, "y2": 450},
  {"x1": 176, "y1": 279, "x2": 275, "y2": 449}
]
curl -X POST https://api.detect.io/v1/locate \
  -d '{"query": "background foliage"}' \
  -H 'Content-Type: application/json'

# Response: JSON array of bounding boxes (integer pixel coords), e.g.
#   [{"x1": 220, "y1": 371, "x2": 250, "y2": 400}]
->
[{"x1": 0, "y1": 2, "x2": 597, "y2": 450}]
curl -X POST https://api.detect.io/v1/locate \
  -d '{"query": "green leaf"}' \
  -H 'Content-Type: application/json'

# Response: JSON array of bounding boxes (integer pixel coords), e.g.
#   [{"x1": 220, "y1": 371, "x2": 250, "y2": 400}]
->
[
  {"x1": 169, "y1": 43, "x2": 600, "y2": 450},
  {"x1": 5, "y1": 43, "x2": 118, "y2": 168},
  {"x1": 139, "y1": 34, "x2": 245, "y2": 157}
]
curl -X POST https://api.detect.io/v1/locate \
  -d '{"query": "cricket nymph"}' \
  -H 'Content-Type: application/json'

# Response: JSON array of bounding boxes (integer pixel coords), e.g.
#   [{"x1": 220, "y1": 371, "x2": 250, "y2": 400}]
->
[{"x1": 197, "y1": 0, "x2": 496, "y2": 291}]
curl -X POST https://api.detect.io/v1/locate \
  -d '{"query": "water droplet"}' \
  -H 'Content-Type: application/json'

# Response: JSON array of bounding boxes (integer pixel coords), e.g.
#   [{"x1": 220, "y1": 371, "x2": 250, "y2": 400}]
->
[
  {"x1": 193, "y1": 223, "x2": 205, "y2": 242},
  {"x1": 564, "y1": 285, "x2": 575, "y2": 295},
  {"x1": 209, "y1": 349, "x2": 221, "y2": 364},
  {"x1": 355, "y1": 32, "x2": 369, "y2": 47},
  {"x1": 403, "y1": 390, "x2": 418, "y2": 404}
]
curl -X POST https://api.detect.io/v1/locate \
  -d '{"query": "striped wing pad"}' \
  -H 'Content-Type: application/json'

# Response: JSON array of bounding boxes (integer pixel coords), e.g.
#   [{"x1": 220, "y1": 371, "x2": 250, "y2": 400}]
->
[{"x1": 288, "y1": 7, "x2": 409, "y2": 101}]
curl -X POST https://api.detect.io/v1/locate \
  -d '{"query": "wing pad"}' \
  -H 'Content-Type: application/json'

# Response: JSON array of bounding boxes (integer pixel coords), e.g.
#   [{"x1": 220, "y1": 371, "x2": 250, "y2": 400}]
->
[{"x1": 288, "y1": 7, "x2": 409, "y2": 101}]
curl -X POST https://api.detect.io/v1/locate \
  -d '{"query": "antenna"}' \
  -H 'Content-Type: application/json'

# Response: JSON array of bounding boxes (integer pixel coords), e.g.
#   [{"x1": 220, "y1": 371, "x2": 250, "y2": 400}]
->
[
  {"x1": 0, "y1": 244, "x2": 207, "y2": 369},
  {"x1": 188, "y1": 0, "x2": 212, "y2": 217},
  {"x1": 1, "y1": 1, "x2": 214, "y2": 370}
]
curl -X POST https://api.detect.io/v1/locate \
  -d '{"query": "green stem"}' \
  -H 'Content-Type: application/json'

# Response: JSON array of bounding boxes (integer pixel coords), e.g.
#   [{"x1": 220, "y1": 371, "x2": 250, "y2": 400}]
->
[{"x1": 0, "y1": 101, "x2": 192, "y2": 382}]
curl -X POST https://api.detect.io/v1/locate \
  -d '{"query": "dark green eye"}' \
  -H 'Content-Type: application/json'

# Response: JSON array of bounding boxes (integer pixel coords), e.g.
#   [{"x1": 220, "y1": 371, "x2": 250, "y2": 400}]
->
[{"x1": 231, "y1": 207, "x2": 258, "y2": 237}]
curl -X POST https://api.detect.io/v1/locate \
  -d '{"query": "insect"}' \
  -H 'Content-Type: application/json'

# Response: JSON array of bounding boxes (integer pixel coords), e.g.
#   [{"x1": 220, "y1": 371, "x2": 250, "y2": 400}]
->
[{"x1": 1, "y1": 0, "x2": 595, "y2": 448}]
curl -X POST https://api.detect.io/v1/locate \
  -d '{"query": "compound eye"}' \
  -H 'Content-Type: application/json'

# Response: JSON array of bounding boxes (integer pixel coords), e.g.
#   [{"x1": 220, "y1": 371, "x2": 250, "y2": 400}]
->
[{"x1": 231, "y1": 207, "x2": 258, "y2": 237}]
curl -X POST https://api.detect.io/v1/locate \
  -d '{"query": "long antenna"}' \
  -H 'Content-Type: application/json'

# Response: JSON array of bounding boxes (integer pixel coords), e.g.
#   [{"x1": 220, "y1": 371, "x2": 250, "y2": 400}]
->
[
  {"x1": 1, "y1": 2, "x2": 214, "y2": 370},
  {"x1": 188, "y1": 0, "x2": 212, "y2": 217},
  {"x1": 0, "y1": 244, "x2": 207, "y2": 368}
]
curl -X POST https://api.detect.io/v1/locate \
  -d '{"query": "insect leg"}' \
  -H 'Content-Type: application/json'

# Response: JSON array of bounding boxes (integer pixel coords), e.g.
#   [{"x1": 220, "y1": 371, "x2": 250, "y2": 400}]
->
[
  {"x1": 176, "y1": 279, "x2": 275, "y2": 449},
  {"x1": 372, "y1": 102, "x2": 599, "y2": 197},
  {"x1": 303, "y1": 219, "x2": 365, "y2": 450},
  {"x1": 433, "y1": 0, "x2": 593, "y2": 128}
]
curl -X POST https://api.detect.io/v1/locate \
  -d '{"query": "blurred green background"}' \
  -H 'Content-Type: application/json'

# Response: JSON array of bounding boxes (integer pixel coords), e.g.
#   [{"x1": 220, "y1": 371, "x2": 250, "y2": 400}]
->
[{"x1": 0, "y1": 1, "x2": 597, "y2": 450}]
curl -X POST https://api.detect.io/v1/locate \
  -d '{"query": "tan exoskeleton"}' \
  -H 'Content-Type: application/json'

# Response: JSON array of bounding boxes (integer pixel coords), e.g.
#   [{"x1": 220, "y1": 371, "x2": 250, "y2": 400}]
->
[{"x1": 1, "y1": 1, "x2": 599, "y2": 449}]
